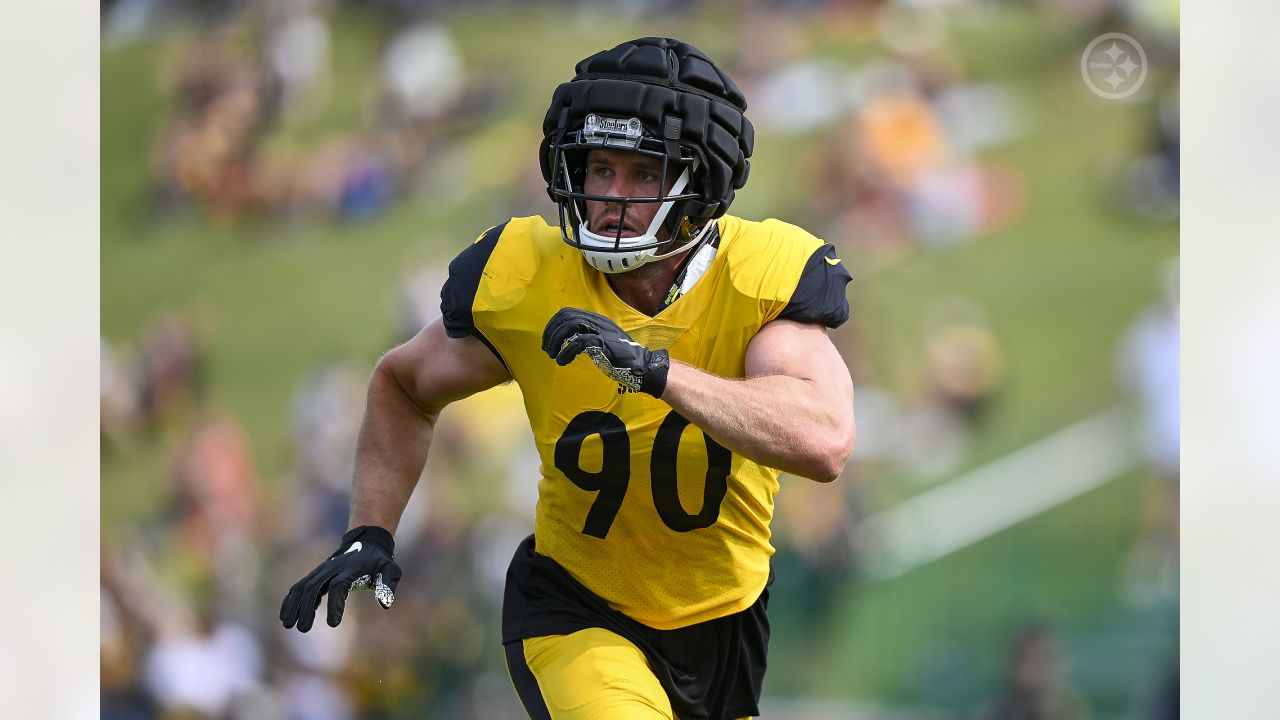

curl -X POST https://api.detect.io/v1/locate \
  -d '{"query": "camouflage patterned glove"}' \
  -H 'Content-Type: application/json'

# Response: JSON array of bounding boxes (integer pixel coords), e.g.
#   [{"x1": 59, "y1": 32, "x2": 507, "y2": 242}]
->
[{"x1": 542, "y1": 307, "x2": 670, "y2": 397}]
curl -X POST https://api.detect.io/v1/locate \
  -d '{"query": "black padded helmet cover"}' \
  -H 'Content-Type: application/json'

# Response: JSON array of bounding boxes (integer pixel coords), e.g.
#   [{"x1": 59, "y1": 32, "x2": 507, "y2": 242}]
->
[{"x1": 540, "y1": 37, "x2": 754, "y2": 223}]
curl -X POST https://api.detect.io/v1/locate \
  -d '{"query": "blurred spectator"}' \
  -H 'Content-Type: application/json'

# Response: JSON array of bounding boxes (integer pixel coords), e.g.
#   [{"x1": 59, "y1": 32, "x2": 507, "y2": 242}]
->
[
  {"x1": 1118, "y1": 86, "x2": 1179, "y2": 222},
  {"x1": 335, "y1": 133, "x2": 399, "y2": 221},
  {"x1": 1115, "y1": 259, "x2": 1179, "y2": 607},
  {"x1": 889, "y1": 298, "x2": 1007, "y2": 483},
  {"x1": 102, "y1": 535, "x2": 209, "y2": 719},
  {"x1": 101, "y1": 587, "x2": 156, "y2": 720},
  {"x1": 812, "y1": 113, "x2": 914, "y2": 270},
  {"x1": 809, "y1": 54, "x2": 1025, "y2": 272},
  {"x1": 396, "y1": 261, "x2": 449, "y2": 341},
  {"x1": 264, "y1": 0, "x2": 333, "y2": 123},
  {"x1": 102, "y1": 312, "x2": 205, "y2": 452},
  {"x1": 933, "y1": 82, "x2": 1023, "y2": 159},
  {"x1": 892, "y1": 398, "x2": 973, "y2": 482},
  {"x1": 859, "y1": 87, "x2": 952, "y2": 188},
  {"x1": 923, "y1": 303, "x2": 1007, "y2": 421},
  {"x1": 153, "y1": 32, "x2": 275, "y2": 221},
  {"x1": 138, "y1": 312, "x2": 205, "y2": 425},
  {"x1": 280, "y1": 669, "x2": 354, "y2": 720},
  {"x1": 144, "y1": 6, "x2": 519, "y2": 226},
  {"x1": 908, "y1": 160, "x2": 1025, "y2": 247},
  {"x1": 378, "y1": 23, "x2": 464, "y2": 127},
  {"x1": 977, "y1": 623, "x2": 1091, "y2": 720},
  {"x1": 737, "y1": 11, "x2": 851, "y2": 135},
  {"x1": 276, "y1": 606, "x2": 358, "y2": 720},
  {"x1": 168, "y1": 414, "x2": 262, "y2": 598},
  {"x1": 143, "y1": 600, "x2": 264, "y2": 718},
  {"x1": 256, "y1": 131, "x2": 399, "y2": 221},
  {"x1": 284, "y1": 363, "x2": 368, "y2": 541},
  {"x1": 845, "y1": 384, "x2": 906, "y2": 468},
  {"x1": 1116, "y1": 259, "x2": 1179, "y2": 478}
]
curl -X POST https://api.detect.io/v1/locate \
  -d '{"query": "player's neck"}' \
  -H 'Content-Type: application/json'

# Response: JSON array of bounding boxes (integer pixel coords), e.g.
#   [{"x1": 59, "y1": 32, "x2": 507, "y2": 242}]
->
[{"x1": 606, "y1": 250, "x2": 689, "y2": 317}]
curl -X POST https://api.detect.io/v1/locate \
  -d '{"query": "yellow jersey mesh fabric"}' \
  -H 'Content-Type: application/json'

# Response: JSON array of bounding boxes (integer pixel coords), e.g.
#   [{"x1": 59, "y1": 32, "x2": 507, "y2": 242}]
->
[{"x1": 467, "y1": 214, "x2": 828, "y2": 629}]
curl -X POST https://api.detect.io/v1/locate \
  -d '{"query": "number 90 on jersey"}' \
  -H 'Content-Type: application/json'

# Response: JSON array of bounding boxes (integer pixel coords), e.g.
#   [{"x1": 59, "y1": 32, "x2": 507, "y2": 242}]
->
[{"x1": 553, "y1": 410, "x2": 732, "y2": 538}]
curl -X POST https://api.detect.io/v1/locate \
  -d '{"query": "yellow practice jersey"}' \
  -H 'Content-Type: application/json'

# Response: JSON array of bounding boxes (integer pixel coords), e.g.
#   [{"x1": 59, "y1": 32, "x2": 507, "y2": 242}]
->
[{"x1": 441, "y1": 214, "x2": 851, "y2": 629}]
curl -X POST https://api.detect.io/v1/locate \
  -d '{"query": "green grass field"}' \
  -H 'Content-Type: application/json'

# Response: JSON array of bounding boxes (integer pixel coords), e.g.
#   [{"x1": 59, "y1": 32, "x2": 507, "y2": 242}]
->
[{"x1": 103, "y1": 5, "x2": 1177, "y2": 715}]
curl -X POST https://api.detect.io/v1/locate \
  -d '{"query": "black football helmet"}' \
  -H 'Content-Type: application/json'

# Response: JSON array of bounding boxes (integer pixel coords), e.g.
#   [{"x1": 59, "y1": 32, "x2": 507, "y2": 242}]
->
[{"x1": 539, "y1": 37, "x2": 754, "y2": 273}]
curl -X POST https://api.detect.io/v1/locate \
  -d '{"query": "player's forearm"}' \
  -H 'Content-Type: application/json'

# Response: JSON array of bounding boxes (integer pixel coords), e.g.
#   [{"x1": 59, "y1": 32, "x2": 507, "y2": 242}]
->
[
  {"x1": 348, "y1": 360, "x2": 438, "y2": 534},
  {"x1": 660, "y1": 361, "x2": 854, "y2": 482}
]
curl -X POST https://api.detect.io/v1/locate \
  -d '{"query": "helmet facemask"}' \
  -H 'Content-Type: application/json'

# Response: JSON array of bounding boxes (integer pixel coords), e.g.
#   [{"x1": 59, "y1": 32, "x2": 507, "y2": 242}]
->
[{"x1": 549, "y1": 114, "x2": 714, "y2": 274}]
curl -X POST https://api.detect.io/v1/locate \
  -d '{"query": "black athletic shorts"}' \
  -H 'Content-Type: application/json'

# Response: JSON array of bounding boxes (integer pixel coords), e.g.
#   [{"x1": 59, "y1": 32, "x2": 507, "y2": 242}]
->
[{"x1": 501, "y1": 534, "x2": 771, "y2": 720}]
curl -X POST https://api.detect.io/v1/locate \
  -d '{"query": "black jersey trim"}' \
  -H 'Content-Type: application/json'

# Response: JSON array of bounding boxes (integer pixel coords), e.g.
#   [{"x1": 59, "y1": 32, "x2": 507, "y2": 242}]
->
[
  {"x1": 777, "y1": 243, "x2": 852, "y2": 328},
  {"x1": 440, "y1": 222, "x2": 509, "y2": 368}
]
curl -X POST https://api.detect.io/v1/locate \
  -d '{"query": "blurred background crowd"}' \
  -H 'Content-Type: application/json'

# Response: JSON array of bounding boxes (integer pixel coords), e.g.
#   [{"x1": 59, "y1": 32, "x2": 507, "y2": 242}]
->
[{"x1": 101, "y1": 0, "x2": 1178, "y2": 718}]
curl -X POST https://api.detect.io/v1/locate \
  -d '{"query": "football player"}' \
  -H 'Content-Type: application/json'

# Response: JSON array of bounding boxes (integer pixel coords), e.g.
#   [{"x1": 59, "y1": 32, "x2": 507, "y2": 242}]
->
[{"x1": 280, "y1": 37, "x2": 856, "y2": 720}]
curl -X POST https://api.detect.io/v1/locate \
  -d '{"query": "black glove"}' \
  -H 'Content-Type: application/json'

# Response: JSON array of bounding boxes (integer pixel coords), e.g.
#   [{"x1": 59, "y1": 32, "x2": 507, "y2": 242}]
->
[
  {"x1": 279, "y1": 525, "x2": 402, "y2": 632},
  {"x1": 541, "y1": 307, "x2": 670, "y2": 397}
]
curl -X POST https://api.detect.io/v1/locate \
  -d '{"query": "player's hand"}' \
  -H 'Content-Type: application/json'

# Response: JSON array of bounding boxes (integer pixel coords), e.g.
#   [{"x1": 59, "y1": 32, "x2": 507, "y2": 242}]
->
[
  {"x1": 279, "y1": 525, "x2": 402, "y2": 632},
  {"x1": 542, "y1": 307, "x2": 670, "y2": 397}
]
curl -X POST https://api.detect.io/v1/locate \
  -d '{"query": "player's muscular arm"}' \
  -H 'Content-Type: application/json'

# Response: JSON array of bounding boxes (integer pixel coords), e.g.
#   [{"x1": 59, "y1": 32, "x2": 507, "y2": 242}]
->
[
  {"x1": 349, "y1": 318, "x2": 511, "y2": 533},
  {"x1": 660, "y1": 319, "x2": 855, "y2": 482}
]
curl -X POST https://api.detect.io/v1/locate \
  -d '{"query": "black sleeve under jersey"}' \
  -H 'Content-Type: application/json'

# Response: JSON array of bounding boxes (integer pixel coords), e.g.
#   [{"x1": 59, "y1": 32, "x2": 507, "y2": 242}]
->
[
  {"x1": 439, "y1": 222, "x2": 507, "y2": 364},
  {"x1": 777, "y1": 243, "x2": 852, "y2": 328}
]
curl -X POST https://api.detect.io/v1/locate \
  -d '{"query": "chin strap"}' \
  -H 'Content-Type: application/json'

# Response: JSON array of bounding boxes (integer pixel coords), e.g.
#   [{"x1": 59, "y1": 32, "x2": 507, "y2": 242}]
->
[
  {"x1": 650, "y1": 219, "x2": 716, "y2": 263},
  {"x1": 655, "y1": 223, "x2": 720, "y2": 312}
]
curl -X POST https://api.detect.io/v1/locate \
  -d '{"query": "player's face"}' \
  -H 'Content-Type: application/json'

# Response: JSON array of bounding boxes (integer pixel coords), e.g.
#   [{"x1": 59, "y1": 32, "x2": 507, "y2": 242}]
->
[{"x1": 583, "y1": 149, "x2": 677, "y2": 240}]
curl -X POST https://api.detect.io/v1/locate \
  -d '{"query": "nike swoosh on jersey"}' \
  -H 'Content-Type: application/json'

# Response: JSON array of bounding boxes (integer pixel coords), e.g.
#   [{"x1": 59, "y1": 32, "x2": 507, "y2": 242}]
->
[{"x1": 824, "y1": 256, "x2": 842, "y2": 266}]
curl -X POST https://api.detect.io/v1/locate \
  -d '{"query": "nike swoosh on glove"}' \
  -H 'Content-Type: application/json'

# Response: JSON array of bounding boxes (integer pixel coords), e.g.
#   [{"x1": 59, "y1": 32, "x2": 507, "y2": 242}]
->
[
  {"x1": 541, "y1": 307, "x2": 670, "y2": 397},
  {"x1": 279, "y1": 525, "x2": 402, "y2": 632}
]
